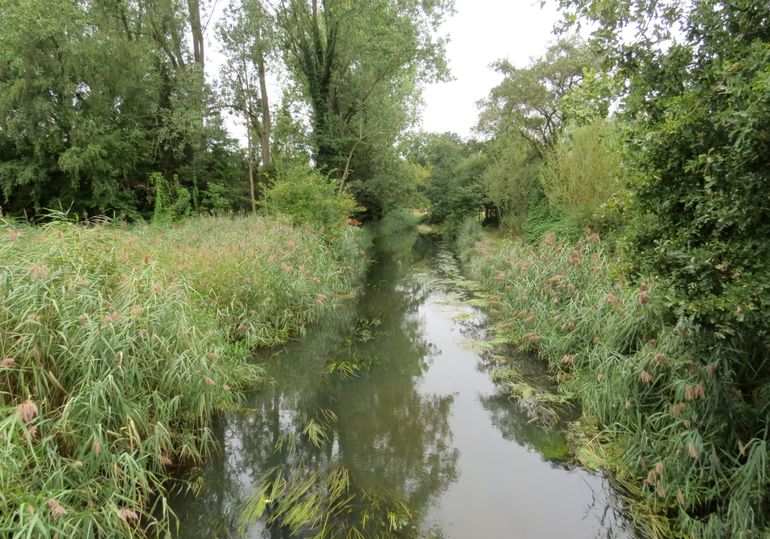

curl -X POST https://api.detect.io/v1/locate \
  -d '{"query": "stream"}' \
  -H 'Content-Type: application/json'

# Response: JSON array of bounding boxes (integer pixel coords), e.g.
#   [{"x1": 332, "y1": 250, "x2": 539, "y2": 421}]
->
[{"x1": 171, "y1": 230, "x2": 631, "y2": 538}]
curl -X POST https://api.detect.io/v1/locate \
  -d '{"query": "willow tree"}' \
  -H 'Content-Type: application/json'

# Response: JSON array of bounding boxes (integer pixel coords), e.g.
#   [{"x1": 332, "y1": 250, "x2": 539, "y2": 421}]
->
[{"x1": 477, "y1": 39, "x2": 599, "y2": 158}]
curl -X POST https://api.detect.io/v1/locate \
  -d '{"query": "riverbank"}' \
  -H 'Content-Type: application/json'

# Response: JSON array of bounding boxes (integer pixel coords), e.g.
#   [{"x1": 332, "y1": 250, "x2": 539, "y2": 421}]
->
[
  {"x1": 456, "y1": 221, "x2": 770, "y2": 538},
  {"x1": 0, "y1": 215, "x2": 368, "y2": 537}
]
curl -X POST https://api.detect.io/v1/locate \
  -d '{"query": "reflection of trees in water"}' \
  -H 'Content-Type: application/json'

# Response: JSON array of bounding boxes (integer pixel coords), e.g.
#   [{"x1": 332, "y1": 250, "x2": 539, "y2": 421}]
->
[
  {"x1": 171, "y1": 231, "x2": 459, "y2": 538},
  {"x1": 479, "y1": 392, "x2": 571, "y2": 464},
  {"x1": 482, "y1": 389, "x2": 630, "y2": 539}
]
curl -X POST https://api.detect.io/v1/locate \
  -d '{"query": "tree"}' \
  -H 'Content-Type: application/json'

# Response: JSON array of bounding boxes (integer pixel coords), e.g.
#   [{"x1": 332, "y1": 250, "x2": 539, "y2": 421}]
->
[
  {"x1": 538, "y1": 118, "x2": 623, "y2": 226},
  {"x1": 481, "y1": 133, "x2": 540, "y2": 229},
  {"x1": 477, "y1": 39, "x2": 599, "y2": 157},
  {"x1": 219, "y1": 0, "x2": 276, "y2": 213},
  {"x1": 0, "y1": 0, "x2": 232, "y2": 218},
  {"x1": 274, "y1": 0, "x2": 452, "y2": 213},
  {"x1": 405, "y1": 132, "x2": 489, "y2": 225}
]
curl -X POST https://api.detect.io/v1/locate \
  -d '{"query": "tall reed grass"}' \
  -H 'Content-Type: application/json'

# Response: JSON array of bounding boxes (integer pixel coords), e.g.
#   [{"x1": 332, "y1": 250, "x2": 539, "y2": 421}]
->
[
  {"x1": 0, "y1": 215, "x2": 367, "y2": 537},
  {"x1": 458, "y1": 220, "x2": 770, "y2": 539}
]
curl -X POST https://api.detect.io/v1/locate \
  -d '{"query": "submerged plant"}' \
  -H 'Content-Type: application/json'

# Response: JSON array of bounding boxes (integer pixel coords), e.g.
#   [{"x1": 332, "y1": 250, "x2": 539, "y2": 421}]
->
[{"x1": 242, "y1": 464, "x2": 417, "y2": 539}]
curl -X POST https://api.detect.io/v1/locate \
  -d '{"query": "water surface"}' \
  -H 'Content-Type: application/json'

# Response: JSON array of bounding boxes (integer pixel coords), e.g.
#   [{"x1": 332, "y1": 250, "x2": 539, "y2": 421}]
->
[{"x1": 171, "y1": 231, "x2": 630, "y2": 538}]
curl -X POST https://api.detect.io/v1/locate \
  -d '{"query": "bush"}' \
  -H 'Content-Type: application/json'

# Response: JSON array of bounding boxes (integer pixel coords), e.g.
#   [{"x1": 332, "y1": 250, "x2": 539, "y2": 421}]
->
[
  {"x1": 149, "y1": 172, "x2": 192, "y2": 224},
  {"x1": 262, "y1": 166, "x2": 356, "y2": 233}
]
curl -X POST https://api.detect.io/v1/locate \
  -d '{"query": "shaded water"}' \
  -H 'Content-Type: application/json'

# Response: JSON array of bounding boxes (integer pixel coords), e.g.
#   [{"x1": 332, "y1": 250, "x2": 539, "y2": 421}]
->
[{"x1": 171, "y1": 231, "x2": 630, "y2": 538}]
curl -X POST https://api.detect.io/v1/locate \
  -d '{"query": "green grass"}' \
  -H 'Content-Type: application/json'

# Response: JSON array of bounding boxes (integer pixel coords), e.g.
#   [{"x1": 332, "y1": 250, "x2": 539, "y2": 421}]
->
[
  {"x1": 0, "y1": 215, "x2": 368, "y2": 537},
  {"x1": 458, "y1": 222, "x2": 770, "y2": 539}
]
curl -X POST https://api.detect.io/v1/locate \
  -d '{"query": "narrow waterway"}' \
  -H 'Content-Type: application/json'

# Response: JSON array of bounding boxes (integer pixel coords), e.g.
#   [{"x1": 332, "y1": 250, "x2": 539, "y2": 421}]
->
[{"x1": 171, "y1": 231, "x2": 630, "y2": 538}]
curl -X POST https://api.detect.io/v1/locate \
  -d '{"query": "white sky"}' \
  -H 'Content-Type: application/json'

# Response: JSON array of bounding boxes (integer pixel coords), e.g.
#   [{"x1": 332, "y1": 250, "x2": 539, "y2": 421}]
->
[
  {"x1": 204, "y1": 0, "x2": 563, "y2": 143},
  {"x1": 420, "y1": 0, "x2": 562, "y2": 137}
]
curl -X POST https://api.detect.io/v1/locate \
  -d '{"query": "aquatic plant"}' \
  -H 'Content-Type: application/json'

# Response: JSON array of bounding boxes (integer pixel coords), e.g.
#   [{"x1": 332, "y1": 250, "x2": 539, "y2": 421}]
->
[
  {"x1": 242, "y1": 464, "x2": 416, "y2": 539},
  {"x1": 458, "y1": 223, "x2": 770, "y2": 538},
  {"x1": 0, "y1": 215, "x2": 368, "y2": 537}
]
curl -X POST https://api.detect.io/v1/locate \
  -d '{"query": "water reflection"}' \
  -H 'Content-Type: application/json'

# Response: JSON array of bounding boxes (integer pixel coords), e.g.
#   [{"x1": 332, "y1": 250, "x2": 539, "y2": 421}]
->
[
  {"x1": 171, "y1": 230, "x2": 631, "y2": 539},
  {"x1": 172, "y1": 233, "x2": 459, "y2": 537}
]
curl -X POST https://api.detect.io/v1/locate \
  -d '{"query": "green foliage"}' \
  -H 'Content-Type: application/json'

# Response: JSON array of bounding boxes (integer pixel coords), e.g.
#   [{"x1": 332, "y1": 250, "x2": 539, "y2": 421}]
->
[
  {"x1": 477, "y1": 39, "x2": 600, "y2": 157},
  {"x1": 552, "y1": 3, "x2": 770, "y2": 533},
  {"x1": 378, "y1": 209, "x2": 420, "y2": 237},
  {"x1": 459, "y1": 229, "x2": 770, "y2": 538},
  {"x1": 405, "y1": 132, "x2": 489, "y2": 226},
  {"x1": 0, "y1": 215, "x2": 368, "y2": 536},
  {"x1": 481, "y1": 134, "x2": 540, "y2": 231},
  {"x1": 349, "y1": 152, "x2": 429, "y2": 217},
  {"x1": 262, "y1": 167, "x2": 358, "y2": 234},
  {"x1": 0, "y1": 0, "x2": 240, "y2": 218},
  {"x1": 200, "y1": 182, "x2": 232, "y2": 215},
  {"x1": 539, "y1": 119, "x2": 624, "y2": 227},
  {"x1": 277, "y1": 0, "x2": 452, "y2": 212},
  {"x1": 626, "y1": 9, "x2": 770, "y2": 364},
  {"x1": 473, "y1": 39, "x2": 604, "y2": 233},
  {"x1": 150, "y1": 173, "x2": 191, "y2": 224}
]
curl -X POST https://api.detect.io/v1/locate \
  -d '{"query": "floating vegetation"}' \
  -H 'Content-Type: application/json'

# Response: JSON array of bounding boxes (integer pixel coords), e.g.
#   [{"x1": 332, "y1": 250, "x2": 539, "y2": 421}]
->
[
  {"x1": 326, "y1": 354, "x2": 376, "y2": 379},
  {"x1": 353, "y1": 317, "x2": 382, "y2": 343},
  {"x1": 242, "y1": 465, "x2": 417, "y2": 539},
  {"x1": 490, "y1": 367, "x2": 573, "y2": 426}
]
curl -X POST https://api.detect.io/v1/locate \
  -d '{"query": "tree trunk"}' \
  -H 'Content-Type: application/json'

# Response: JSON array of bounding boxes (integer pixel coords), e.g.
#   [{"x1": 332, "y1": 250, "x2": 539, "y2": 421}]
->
[
  {"x1": 256, "y1": 51, "x2": 271, "y2": 171},
  {"x1": 187, "y1": 0, "x2": 204, "y2": 67},
  {"x1": 247, "y1": 128, "x2": 257, "y2": 214}
]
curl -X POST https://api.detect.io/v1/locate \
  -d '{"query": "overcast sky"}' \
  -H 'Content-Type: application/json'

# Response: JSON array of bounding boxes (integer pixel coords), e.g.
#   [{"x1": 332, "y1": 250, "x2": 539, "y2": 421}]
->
[{"x1": 420, "y1": 0, "x2": 562, "y2": 137}]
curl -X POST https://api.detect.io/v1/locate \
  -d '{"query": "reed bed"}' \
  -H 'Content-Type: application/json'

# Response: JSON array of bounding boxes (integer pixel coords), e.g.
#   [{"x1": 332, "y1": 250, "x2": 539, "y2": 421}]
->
[
  {"x1": 117, "y1": 216, "x2": 369, "y2": 347},
  {"x1": 458, "y1": 220, "x2": 770, "y2": 538},
  {"x1": 0, "y1": 215, "x2": 367, "y2": 537}
]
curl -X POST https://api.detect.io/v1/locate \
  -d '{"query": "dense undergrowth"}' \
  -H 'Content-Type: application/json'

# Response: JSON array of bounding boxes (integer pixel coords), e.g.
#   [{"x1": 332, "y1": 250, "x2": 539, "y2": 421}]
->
[
  {"x1": 0, "y1": 215, "x2": 367, "y2": 537},
  {"x1": 457, "y1": 221, "x2": 770, "y2": 539}
]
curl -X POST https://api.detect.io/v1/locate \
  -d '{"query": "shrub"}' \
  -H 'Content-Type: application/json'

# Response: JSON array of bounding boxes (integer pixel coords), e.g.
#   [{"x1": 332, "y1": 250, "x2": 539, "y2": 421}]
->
[
  {"x1": 261, "y1": 167, "x2": 356, "y2": 233},
  {"x1": 149, "y1": 172, "x2": 192, "y2": 224}
]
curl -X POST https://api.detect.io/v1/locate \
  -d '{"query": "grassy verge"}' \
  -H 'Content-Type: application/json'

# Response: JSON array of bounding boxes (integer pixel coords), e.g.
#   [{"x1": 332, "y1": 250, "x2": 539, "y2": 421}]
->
[
  {"x1": 0, "y1": 215, "x2": 368, "y2": 537},
  {"x1": 457, "y1": 219, "x2": 769, "y2": 539}
]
